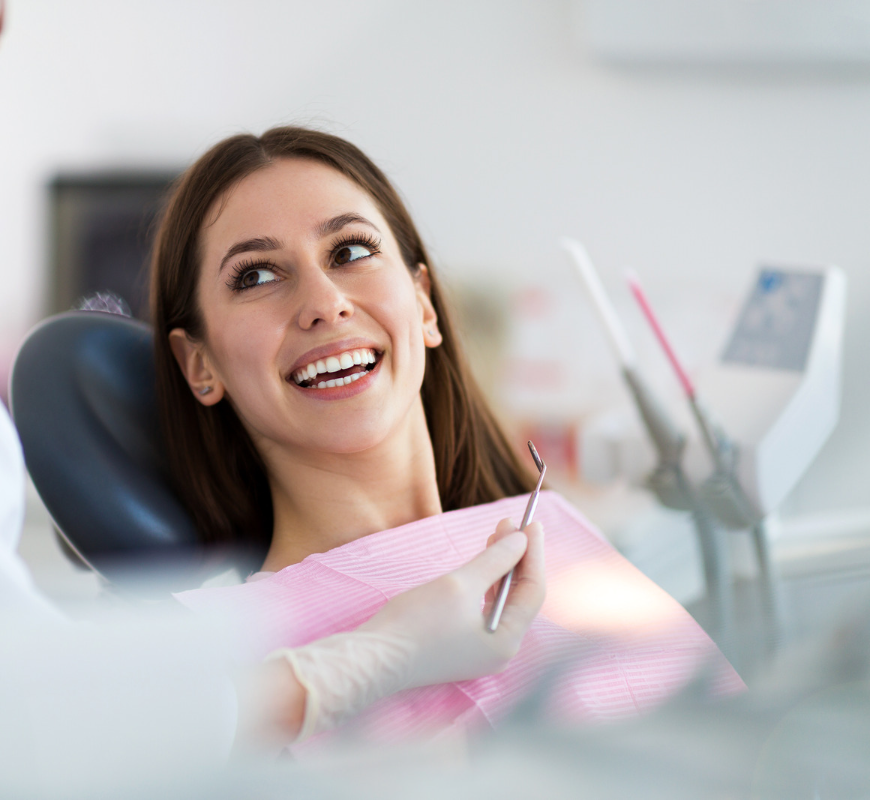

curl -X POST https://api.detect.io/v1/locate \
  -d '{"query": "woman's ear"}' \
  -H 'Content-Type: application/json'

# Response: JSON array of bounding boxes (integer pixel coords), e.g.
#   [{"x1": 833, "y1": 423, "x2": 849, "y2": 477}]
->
[
  {"x1": 415, "y1": 264, "x2": 443, "y2": 349},
  {"x1": 168, "y1": 328, "x2": 225, "y2": 405}
]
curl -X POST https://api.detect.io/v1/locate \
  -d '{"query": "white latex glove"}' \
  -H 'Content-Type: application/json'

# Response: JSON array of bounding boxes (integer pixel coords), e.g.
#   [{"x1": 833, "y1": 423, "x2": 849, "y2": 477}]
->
[{"x1": 267, "y1": 518, "x2": 545, "y2": 742}]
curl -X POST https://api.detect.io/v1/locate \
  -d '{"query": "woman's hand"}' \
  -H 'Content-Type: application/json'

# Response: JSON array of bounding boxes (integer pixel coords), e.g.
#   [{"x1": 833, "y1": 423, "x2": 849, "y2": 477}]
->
[
  {"x1": 359, "y1": 517, "x2": 546, "y2": 688},
  {"x1": 250, "y1": 518, "x2": 545, "y2": 745}
]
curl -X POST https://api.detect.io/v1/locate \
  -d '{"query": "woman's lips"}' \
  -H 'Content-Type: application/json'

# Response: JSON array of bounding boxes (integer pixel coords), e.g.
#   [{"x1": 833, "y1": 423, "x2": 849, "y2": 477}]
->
[
  {"x1": 287, "y1": 352, "x2": 382, "y2": 398},
  {"x1": 290, "y1": 347, "x2": 378, "y2": 387}
]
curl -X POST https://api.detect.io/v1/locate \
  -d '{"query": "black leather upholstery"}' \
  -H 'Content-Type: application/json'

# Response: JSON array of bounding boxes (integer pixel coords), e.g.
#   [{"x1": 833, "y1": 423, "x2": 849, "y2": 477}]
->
[{"x1": 9, "y1": 311, "x2": 212, "y2": 594}]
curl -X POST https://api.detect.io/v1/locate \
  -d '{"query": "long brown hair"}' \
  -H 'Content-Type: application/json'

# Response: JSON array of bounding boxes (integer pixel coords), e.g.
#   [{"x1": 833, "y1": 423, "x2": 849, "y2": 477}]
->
[{"x1": 151, "y1": 126, "x2": 535, "y2": 557}]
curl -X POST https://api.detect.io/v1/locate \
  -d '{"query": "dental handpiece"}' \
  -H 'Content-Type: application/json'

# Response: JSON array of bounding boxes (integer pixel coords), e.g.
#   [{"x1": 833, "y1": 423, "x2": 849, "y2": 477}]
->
[{"x1": 486, "y1": 441, "x2": 547, "y2": 633}]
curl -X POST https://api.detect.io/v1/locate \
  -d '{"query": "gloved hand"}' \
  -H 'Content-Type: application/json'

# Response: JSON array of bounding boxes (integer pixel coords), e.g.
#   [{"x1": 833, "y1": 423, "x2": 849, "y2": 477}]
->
[{"x1": 266, "y1": 518, "x2": 544, "y2": 742}]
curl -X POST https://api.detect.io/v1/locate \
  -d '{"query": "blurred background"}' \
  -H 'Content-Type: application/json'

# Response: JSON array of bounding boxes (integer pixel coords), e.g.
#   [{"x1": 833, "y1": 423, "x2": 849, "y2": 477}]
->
[{"x1": 3, "y1": 0, "x2": 870, "y2": 671}]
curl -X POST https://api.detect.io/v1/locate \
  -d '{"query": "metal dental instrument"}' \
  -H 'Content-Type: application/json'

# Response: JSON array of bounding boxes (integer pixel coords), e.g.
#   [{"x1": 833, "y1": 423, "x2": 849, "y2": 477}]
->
[{"x1": 486, "y1": 441, "x2": 547, "y2": 633}]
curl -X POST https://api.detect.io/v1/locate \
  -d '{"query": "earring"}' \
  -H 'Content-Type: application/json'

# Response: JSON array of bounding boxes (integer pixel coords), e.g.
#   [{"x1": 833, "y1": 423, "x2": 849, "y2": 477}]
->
[
  {"x1": 428, "y1": 329, "x2": 436, "y2": 336},
  {"x1": 198, "y1": 386, "x2": 213, "y2": 396}
]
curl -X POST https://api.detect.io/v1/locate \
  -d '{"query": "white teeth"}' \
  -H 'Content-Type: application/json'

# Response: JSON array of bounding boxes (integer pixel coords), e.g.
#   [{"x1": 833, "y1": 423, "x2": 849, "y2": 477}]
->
[
  {"x1": 304, "y1": 370, "x2": 366, "y2": 389},
  {"x1": 294, "y1": 348, "x2": 378, "y2": 385}
]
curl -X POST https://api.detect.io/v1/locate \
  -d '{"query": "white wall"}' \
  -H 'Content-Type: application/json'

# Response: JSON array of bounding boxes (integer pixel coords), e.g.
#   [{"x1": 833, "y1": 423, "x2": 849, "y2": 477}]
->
[{"x1": 1, "y1": 0, "x2": 869, "y2": 518}]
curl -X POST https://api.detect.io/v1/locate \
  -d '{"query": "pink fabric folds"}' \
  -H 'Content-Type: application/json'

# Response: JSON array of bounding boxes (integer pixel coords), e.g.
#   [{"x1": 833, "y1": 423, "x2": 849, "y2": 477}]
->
[{"x1": 175, "y1": 492, "x2": 743, "y2": 751}]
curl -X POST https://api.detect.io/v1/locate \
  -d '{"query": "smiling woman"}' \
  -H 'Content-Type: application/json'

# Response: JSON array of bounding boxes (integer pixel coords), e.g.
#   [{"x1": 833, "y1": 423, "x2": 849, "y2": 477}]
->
[
  {"x1": 152, "y1": 126, "x2": 742, "y2": 751},
  {"x1": 152, "y1": 128, "x2": 534, "y2": 564}
]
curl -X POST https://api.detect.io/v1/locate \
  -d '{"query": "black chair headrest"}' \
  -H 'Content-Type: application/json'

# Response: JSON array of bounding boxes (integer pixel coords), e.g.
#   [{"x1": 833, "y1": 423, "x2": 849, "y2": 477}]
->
[{"x1": 9, "y1": 311, "x2": 215, "y2": 594}]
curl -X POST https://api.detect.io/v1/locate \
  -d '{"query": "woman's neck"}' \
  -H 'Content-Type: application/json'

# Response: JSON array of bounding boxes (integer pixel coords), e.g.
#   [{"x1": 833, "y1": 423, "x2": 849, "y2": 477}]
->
[{"x1": 258, "y1": 400, "x2": 442, "y2": 572}]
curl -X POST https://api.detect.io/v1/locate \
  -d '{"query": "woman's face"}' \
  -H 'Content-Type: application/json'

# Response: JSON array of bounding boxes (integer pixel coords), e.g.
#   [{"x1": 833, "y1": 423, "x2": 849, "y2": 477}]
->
[{"x1": 172, "y1": 158, "x2": 441, "y2": 459}]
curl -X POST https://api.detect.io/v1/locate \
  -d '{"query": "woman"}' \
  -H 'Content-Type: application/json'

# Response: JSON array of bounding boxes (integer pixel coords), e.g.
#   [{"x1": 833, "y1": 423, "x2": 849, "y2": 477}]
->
[
  {"x1": 152, "y1": 127, "x2": 534, "y2": 561},
  {"x1": 152, "y1": 126, "x2": 742, "y2": 752}
]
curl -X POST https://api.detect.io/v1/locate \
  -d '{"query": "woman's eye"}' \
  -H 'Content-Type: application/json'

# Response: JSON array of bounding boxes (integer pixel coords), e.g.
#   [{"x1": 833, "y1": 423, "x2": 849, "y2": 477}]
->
[
  {"x1": 334, "y1": 244, "x2": 372, "y2": 265},
  {"x1": 239, "y1": 268, "x2": 278, "y2": 289}
]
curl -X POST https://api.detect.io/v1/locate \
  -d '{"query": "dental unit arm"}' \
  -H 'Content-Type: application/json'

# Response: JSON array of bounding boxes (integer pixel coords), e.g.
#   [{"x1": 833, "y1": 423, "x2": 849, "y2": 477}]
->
[
  {"x1": 635, "y1": 266, "x2": 845, "y2": 646},
  {"x1": 562, "y1": 239, "x2": 734, "y2": 640},
  {"x1": 582, "y1": 265, "x2": 846, "y2": 526},
  {"x1": 572, "y1": 247, "x2": 847, "y2": 652}
]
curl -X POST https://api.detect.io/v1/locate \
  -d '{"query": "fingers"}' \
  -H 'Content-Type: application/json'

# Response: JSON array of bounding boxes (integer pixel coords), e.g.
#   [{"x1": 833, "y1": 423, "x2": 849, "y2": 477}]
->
[
  {"x1": 483, "y1": 520, "x2": 524, "y2": 605},
  {"x1": 485, "y1": 517, "x2": 517, "y2": 548},
  {"x1": 455, "y1": 527, "x2": 528, "y2": 594},
  {"x1": 514, "y1": 521, "x2": 544, "y2": 584},
  {"x1": 498, "y1": 521, "x2": 546, "y2": 633},
  {"x1": 441, "y1": 516, "x2": 544, "y2": 642},
  {"x1": 484, "y1": 518, "x2": 520, "y2": 604}
]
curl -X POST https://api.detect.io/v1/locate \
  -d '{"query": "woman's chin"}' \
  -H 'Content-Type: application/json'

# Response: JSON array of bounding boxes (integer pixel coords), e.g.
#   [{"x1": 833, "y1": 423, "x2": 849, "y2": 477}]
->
[
  {"x1": 291, "y1": 420, "x2": 398, "y2": 456},
  {"x1": 286, "y1": 401, "x2": 426, "y2": 458}
]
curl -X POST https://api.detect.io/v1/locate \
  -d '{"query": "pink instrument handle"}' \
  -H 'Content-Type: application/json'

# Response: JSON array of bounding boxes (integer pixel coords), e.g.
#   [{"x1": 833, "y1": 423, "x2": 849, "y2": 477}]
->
[{"x1": 626, "y1": 272, "x2": 696, "y2": 400}]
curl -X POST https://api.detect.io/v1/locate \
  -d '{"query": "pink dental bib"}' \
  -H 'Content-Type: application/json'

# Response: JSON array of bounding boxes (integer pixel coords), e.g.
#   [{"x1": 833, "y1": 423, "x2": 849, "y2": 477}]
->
[{"x1": 175, "y1": 492, "x2": 743, "y2": 752}]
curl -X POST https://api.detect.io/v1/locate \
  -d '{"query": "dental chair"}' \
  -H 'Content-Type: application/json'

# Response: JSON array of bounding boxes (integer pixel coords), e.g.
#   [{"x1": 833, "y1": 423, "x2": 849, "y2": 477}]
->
[{"x1": 9, "y1": 311, "x2": 226, "y2": 597}]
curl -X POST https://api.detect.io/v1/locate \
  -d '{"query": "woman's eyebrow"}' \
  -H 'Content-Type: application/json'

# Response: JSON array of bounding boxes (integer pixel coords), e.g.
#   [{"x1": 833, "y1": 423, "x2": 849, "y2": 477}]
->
[
  {"x1": 219, "y1": 236, "x2": 283, "y2": 273},
  {"x1": 315, "y1": 213, "x2": 380, "y2": 239}
]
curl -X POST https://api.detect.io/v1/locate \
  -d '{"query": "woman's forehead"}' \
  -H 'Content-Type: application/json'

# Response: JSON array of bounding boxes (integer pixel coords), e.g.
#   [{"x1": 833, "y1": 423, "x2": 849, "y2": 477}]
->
[{"x1": 203, "y1": 158, "x2": 384, "y2": 245}]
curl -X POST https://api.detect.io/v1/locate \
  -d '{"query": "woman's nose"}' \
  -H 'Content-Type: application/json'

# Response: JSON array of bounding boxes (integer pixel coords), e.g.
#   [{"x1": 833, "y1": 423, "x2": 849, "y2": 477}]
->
[{"x1": 296, "y1": 267, "x2": 354, "y2": 330}]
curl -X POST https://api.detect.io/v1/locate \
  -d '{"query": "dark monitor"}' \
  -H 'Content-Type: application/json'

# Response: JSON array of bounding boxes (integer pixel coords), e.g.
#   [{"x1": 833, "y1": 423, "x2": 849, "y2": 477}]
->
[{"x1": 47, "y1": 171, "x2": 178, "y2": 321}]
